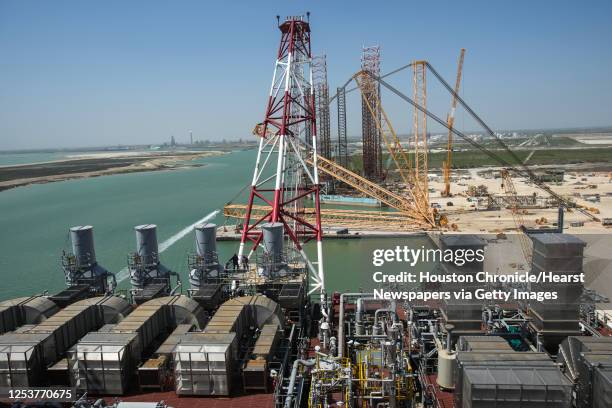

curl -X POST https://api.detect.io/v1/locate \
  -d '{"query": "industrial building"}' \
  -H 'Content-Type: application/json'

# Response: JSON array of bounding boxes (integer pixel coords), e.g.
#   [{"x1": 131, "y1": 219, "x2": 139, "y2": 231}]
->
[{"x1": 1, "y1": 13, "x2": 611, "y2": 408}]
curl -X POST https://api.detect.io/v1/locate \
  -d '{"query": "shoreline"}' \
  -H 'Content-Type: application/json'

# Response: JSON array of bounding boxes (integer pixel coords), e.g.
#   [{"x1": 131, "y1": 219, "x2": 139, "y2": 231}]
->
[{"x1": 0, "y1": 150, "x2": 225, "y2": 192}]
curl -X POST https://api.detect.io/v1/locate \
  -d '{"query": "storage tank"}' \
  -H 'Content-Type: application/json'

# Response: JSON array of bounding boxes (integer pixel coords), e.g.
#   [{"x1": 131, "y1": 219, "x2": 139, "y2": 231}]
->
[{"x1": 437, "y1": 347, "x2": 456, "y2": 390}]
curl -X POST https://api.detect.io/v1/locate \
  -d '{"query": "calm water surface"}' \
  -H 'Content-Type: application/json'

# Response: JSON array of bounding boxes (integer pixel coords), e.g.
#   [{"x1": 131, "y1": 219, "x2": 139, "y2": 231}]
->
[{"x1": 0, "y1": 149, "x2": 431, "y2": 300}]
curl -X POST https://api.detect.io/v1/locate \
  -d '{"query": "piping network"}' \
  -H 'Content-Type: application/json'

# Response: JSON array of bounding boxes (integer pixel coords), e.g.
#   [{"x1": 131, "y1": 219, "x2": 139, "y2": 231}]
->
[{"x1": 115, "y1": 209, "x2": 220, "y2": 283}]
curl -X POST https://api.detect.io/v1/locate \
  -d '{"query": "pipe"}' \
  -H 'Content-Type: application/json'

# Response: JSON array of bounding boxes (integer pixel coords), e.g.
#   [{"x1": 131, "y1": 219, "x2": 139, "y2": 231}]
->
[
  {"x1": 338, "y1": 293, "x2": 373, "y2": 358},
  {"x1": 284, "y1": 359, "x2": 316, "y2": 408},
  {"x1": 169, "y1": 271, "x2": 182, "y2": 295},
  {"x1": 374, "y1": 308, "x2": 398, "y2": 328}
]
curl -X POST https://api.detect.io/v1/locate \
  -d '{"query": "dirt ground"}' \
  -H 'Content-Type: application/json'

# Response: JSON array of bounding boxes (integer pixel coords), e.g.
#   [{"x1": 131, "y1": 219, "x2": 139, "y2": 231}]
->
[{"x1": 426, "y1": 165, "x2": 611, "y2": 233}]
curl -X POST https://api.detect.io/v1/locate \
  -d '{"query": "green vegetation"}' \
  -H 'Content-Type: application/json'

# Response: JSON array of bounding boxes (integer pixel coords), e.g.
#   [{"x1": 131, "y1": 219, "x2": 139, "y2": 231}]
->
[{"x1": 350, "y1": 147, "x2": 612, "y2": 170}]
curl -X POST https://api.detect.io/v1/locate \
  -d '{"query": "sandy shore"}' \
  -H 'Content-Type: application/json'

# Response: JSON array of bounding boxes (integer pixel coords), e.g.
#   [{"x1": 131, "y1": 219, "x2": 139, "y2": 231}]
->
[{"x1": 0, "y1": 150, "x2": 224, "y2": 191}]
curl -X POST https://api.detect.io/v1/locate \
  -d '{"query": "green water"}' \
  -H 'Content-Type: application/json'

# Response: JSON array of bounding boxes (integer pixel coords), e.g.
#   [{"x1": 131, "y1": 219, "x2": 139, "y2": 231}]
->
[
  {"x1": 0, "y1": 151, "x2": 83, "y2": 166},
  {"x1": 0, "y1": 149, "x2": 431, "y2": 300}
]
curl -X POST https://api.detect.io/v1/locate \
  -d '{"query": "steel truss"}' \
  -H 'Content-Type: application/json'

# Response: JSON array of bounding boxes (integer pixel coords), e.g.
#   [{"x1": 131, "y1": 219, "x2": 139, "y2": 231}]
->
[
  {"x1": 361, "y1": 46, "x2": 383, "y2": 180},
  {"x1": 313, "y1": 55, "x2": 331, "y2": 159},
  {"x1": 239, "y1": 16, "x2": 326, "y2": 306}
]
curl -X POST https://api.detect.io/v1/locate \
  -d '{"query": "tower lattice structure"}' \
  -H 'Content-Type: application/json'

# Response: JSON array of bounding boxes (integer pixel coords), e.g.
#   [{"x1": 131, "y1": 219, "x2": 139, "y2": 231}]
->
[{"x1": 239, "y1": 16, "x2": 326, "y2": 306}]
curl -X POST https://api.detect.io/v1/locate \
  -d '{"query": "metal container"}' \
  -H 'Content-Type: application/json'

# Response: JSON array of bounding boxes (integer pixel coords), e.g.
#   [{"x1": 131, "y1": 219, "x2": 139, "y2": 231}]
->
[
  {"x1": 531, "y1": 233, "x2": 586, "y2": 258},
  {"x1": 457, "y1": 336, "x2": 513, "y2": 352},
  {"x1": 135, "y1": 224, "x2": 159, "y2": 264},
  {"x1": 70, "y1": 332, "x2": 138, "y2": 395},
  {"x1": 461, "y1": 366, "x2": 572, "y2": 408},
  {"x1": 0, "y1": 342, "x2": 43, "y2": 387},
  {"x1": 195, "y1": 223, "x2": 217, "y2": 260},
  {"x1": 454, "y1": 351, "x2": 554, "y2": 407},
  {"x1": 174, "y1": 332, "x2": 237, "y2": 396},
  {"x1": 154, "y1": 324, "x2": 193, "y2": 358},
  {"x1": 437, "y1": 348, "x2": 456, "y2": 390},
  {"x1": 0, "y1": 296, "x2": 59, "y2": 334},
  {"x1": 557, "y1": 337, "x2": 612, "y2": 408},
  {"x1": 262, "y1": 222, "x2": 284, "y2": 263},
  {"x1": 147, "y1": 295, "x2": 206, "y2": 329},
  {"x1": 70, "y1": 226, "x2": 96, "y2": 266}
]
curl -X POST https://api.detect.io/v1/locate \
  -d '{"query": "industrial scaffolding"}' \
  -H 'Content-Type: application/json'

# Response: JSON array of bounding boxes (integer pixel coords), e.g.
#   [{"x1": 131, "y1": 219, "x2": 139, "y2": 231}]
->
[
  {"x1": 336, "y1": 86, "x2": 348, "y2": 167},
  {"x1": 360, "y1": 46, "x2": 383, "y2": 180},
  {"x1": 312, "y1": 55, "x2": 331, "y2": 159}
]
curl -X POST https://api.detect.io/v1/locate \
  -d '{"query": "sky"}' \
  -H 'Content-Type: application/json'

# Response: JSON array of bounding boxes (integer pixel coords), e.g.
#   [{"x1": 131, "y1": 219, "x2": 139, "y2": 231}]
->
[{"x1": 0, "y1": 0, "x2": 611, "y2": 151}]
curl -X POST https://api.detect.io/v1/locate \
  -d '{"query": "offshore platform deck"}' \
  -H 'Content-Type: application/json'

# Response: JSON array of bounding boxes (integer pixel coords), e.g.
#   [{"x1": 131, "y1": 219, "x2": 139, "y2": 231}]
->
[{"x1": 2, "y1": 13, "x2": 612, "y2": 408}]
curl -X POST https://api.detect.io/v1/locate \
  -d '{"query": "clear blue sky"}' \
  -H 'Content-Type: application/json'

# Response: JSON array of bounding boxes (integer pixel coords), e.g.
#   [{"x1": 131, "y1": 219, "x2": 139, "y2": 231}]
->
[{"x1": 1, "y1": 0, "x2": 611, "y2": 150}]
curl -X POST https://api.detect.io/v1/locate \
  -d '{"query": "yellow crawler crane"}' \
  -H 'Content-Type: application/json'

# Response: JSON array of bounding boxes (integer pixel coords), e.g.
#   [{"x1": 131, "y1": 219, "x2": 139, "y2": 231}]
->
[
  {"x1": 412, "y1": 61, "x2": 429, "y2": 208},
  {"x1": 501, "y1": 168, "x2": 533, "y2": 265},
  {"x1": 354, "y1": 71, "x2": 434, "y2": 226},
  {"x1": 442, "y1": 49, "x2": 465, "y2": 197},
  {"x1": 229, "y1": 121, "x2": 438, "y2": 230},
  {"x1": 224, "y1": 204, "x2": 427, "y2": 231}
]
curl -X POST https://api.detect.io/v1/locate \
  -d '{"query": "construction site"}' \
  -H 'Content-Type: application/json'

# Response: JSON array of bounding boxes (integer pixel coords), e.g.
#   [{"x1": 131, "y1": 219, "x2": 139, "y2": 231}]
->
[{"x1": 2, "y1": 13, "x2": 612, "y2": 408}]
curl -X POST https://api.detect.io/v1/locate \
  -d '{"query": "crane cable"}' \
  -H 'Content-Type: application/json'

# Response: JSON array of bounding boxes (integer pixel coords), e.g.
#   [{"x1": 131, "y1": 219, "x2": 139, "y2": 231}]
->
[{"x1": 357, "y1": 68, "x2": 598, "y2": 222}]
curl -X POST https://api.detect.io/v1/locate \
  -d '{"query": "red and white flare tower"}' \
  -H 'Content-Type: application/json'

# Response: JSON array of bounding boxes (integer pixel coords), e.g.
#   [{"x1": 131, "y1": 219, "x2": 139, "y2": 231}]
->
[{"x1": 238, "y1": 15, "x2": 326, "y2": 309}]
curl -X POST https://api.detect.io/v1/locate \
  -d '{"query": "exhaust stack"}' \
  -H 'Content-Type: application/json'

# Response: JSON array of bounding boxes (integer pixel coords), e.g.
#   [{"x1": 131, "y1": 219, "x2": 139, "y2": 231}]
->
[
  {"x1": 129, "y1": 224, "x2": 178, "y2": 303},
  {"x1": 189, "y1": 223, "x2": 223, "y2": 290},
  {"x1": 61, "y1": 226, "x2": 115, "y2": 294}
]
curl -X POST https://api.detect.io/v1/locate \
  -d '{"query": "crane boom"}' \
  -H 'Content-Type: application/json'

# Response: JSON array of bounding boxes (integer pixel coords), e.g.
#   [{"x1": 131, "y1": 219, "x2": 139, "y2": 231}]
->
[{"x1": 443, "y1": 49, "x2": 465, "y2": 197}]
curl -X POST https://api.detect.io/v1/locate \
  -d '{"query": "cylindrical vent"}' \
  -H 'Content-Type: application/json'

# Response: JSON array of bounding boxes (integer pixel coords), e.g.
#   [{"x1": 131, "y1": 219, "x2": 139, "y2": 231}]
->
[
  {"x1": 135, "y1": 224, "x2": 159, "y2": 263},
  {"x1": 195, "y1": 223, "x2": 217, "y2": 260},
  {"x1": 262, "y1": 222, "x2": 283, "y2": 263},
  {"x1": 70, "y1": 226, "x2": 96, "y2": 266}
]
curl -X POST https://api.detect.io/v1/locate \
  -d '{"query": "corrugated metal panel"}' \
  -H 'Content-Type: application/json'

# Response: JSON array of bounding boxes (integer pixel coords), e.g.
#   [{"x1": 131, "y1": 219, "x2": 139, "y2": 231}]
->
[
  {"x1": 462, "y1": 366, "x2": 572, "y2": 408},
  {"x1": 455, "y1": 352, "x2": 554, "y2": 407}
]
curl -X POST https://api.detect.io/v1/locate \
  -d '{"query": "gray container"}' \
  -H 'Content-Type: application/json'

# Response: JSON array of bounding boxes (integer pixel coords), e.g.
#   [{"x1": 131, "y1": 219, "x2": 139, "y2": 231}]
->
[
  {"x1": 531, "y1": 233, "x2": 586, "y2": 259},
  {"x1": 174, "y1": 332, "x2": 237, "y2": 396},
  {"x1": 70, "y1": 332, "x2": 138, "y2": 395},
  {"x1": 135, "y1": 224, "x2": 159, "y2": 264},
  {"x1": 457, "y1": 336, "x2": 513, "y2": 352},
  {"x1": 0, "y1": 343, "x2": 43, "y2": 387},
  {"x1": 195, "y1": 223, "x2": 217, "y2": 260},
  {"x1": 462, "y1": 366, "x2": 572, "y2": 408},
  {"x1": 0, "y1": 296, "x2": 59, "y2": 334},
  {"x1": 262, "y1": 222, "x2": 283, "y2": 263},
  {"x1": 454, "y1": 352, "x2": 554, "y2": 407},
  {"x1": 70, "y1": 226, "x2": 96, "y2": 266}
]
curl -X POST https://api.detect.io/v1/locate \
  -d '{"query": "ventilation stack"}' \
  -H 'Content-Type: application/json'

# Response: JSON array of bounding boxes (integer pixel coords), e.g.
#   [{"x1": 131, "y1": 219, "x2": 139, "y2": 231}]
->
[
  {"x1": 129, "y1": 224, "x2": 176, "y2": 304},
  {"x1": 258, "y1": 222, "x2": 287, "y2": 278},
  {"x1": 188, "y1": 223, "x2": 224, "y2": 309},
  {"x1": 61, "y1": 226, "x2": 115, "y2": 296},
  {"x1": 189, "y1": 223, "x2": 223, "y2": 289},
  {"x1": 437, "y1": 235, "x2": 487, "y2": 345},
  {"x1": 528, "y1": 233, "x2": 585, "y2": 354}
]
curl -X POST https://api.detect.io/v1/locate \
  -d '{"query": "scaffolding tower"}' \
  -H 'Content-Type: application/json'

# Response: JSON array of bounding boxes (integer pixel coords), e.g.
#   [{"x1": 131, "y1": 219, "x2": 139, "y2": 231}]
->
[
  {"x1": 313, "y1": 55, "x2": 331, "y2": 159},
  {"x1": 361, "y1": 46, "x2": 383, "y2": 180},
  {"x1": 336, "y1": 86, "x2": 348, "y2": 167}
]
